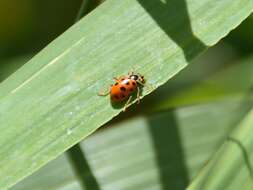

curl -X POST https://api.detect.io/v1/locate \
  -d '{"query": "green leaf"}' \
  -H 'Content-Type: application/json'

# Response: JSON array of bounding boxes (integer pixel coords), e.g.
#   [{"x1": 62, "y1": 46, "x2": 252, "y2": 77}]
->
[
  {"x1": 13, "y1": 99, "x2": 252, "y2": 190},
  {"x1": 188, "y1": 106, "x2": 253, "y2": 190},
  {"x1": 1, "y1": 0, "x2": 253, "y2": 188}
]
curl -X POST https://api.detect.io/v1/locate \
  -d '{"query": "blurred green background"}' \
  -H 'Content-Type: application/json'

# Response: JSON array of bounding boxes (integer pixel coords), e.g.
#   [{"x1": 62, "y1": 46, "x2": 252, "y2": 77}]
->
[
  {"x1": 1, "y1": 1, "x2": 253, "y2": 189},
  {"x1": 0, "y1": 0, "x2": 83, "y2": 59}
]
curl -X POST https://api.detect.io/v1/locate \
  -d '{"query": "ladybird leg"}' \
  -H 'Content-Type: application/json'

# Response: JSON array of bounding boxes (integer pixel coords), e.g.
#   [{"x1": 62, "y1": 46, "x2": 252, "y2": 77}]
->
[
  {"x1": 98, "y1": 91, "x2": 110, "y2": 96},
  {"x1": 115, "y1": 76, "x2": 126, "y2": 81},
  {"x1": 137, "y1": 86, "x2": 141, "y2": 104},
  {"x1": 123, "y1": 95, "x2": 133, "y2": 112},
  {"x1": 136, "y1": 81, "x2": 145, "y2": 86},
  {"x1": 128, "y1": 66, "x2": 135, "y2": 75},
  {"x1": 98, "y1": 90, "x2": 110, "y2": 96},
  {"x1": 98, "y1": 86, "x2": 111, "y2": 96},
  {"x1": 138, "y1": 82, "x2": 155, "y2": 91}
]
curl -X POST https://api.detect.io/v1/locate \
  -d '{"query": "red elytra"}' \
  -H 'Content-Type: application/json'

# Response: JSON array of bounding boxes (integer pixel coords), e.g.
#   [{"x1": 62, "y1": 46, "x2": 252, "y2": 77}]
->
[{"x1": 99, "y1": 73, "x2": 145, "y2": 111}]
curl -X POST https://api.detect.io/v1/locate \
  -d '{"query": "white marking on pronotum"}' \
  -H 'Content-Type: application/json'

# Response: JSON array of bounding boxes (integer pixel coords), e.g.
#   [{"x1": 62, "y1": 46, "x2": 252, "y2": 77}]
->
[{"x1": 11, "y1": 38, "x2": 85, "y2": 94}]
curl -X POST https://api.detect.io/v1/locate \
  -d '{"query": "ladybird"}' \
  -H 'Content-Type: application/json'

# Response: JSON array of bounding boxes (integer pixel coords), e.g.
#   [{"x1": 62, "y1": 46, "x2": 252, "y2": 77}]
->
[{"x1": 99, "y1": 72, "x2": 145, "y2": 111}]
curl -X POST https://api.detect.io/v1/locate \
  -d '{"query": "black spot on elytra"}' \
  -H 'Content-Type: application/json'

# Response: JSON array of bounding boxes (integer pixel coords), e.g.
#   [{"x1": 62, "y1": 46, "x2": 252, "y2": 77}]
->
[
  {"x1": 121, "y1": 94, "x2": 126, "y2": 98},
  {"x1": 126, "y1": 82, "x2": 130, "y2": 85},
  {"x1": 114, "y1": 95, "x2": 119, "y2": 99},
  {"x1": 114, "y1": 82, "x2": 118, "y2": 85},
  {"x1": 132, "y1": 82, "x2": 136, "y2": 86},
  {"x1": 120, "y1": 86, "x2": 126, "y2": 91}
]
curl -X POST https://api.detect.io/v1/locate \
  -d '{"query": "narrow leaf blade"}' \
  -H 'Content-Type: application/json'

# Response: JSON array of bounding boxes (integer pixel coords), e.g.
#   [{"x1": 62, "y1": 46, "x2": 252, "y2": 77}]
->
[{"x1": 1, "y1": 0, "x2": 253, "y2": 188}]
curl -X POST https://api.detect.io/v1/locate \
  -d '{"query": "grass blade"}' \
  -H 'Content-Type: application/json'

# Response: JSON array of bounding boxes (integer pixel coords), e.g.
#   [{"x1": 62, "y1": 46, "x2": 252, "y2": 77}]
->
[
  {"x1": 0, "y1": 0, "x2": 253, "y2": 188},
  {"x1": 188, "y1": 107, "x2": 253, "y2": 190}
]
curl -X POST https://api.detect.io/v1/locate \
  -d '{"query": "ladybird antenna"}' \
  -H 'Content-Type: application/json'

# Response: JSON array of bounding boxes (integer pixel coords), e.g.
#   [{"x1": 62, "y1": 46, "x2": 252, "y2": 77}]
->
[{"x1": 130, "y1": 65, "x2": 139, "y2": 73}]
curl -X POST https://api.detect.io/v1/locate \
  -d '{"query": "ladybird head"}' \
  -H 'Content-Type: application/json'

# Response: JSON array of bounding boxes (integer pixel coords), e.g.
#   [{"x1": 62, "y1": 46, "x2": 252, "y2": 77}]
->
[{"x1": 129, "y1": 73, "x2": 145, "y2": 84}]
